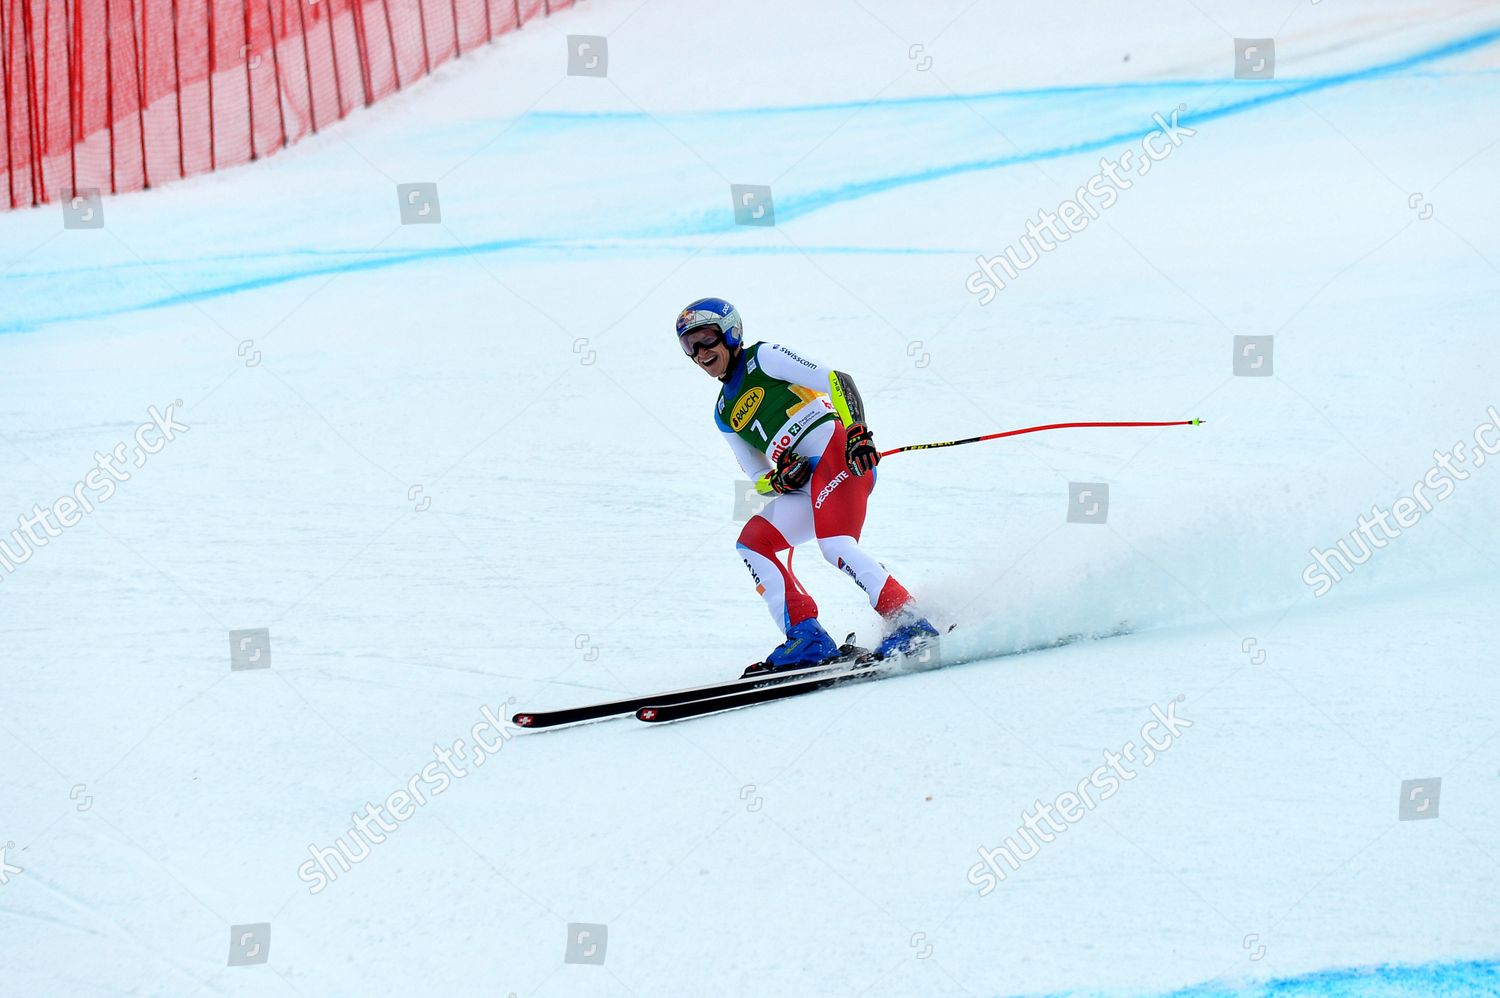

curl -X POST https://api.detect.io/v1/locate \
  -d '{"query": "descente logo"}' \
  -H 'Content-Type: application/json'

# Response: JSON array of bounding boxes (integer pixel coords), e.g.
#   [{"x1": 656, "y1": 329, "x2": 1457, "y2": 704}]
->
[
  {"x1": 814, "y1": 470, "x2": 849, "y2": 509},
  {"x1": 730, "y1": 388, "x2": 765, "y2": 431}
]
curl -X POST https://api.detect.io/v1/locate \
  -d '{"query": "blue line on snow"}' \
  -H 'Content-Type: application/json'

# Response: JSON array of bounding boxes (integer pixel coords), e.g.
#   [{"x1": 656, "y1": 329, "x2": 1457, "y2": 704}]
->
[
  {"x1": 1093, "y1": 955, "x2": 1500, "y2": 998},
  {"x1": 3, "y1": 23, "x2": 1498, "y2": 334},
  {"x1": 0, "y1": 241, "x2": 958, "y2": 283},
  {"x1": 524, "y1": 65, "x2": 1500, "y2": 122},
  {"x1": 0, "y1": 242, "x2": 959, "y2": 334},
  {"x1": 768, "y1": 23, "x2": 1500, "y2": 225}
]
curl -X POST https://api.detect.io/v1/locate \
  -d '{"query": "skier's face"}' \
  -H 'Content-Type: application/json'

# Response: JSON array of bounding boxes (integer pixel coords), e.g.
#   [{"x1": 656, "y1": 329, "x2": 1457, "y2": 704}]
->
[
  {"x1": 681, "y1": 326, "x2": 732, "y2": 379},
  {"x1": 695, "y1": 341, "x2": 732, "y2": 379}
]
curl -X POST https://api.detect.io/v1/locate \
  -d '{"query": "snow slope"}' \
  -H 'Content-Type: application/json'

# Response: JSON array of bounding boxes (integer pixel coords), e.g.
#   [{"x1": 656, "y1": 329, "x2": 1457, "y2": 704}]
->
[{"x1": 2, "y1": 1, "x2": 1499, "y2": 995}]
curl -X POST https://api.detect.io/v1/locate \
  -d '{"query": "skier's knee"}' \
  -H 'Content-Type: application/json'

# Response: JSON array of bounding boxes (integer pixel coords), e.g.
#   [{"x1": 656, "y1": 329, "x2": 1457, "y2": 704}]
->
[
  {"x1": 817, "y1": 535, "x2": 854, "y2": 566},
  {"x1": 738, "y1": 515, "x2": 787, "y2": 557}
]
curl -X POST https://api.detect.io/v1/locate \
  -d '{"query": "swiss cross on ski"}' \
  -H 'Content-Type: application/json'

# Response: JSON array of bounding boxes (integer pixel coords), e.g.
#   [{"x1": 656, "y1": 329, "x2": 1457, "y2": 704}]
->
[{"x1": 675, "y1": 297, "x2": 939, "y2": 675}]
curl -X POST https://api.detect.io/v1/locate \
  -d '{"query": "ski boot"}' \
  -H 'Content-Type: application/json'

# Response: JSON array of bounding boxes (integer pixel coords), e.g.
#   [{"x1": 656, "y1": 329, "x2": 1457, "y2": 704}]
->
[
  {"x1": 876, "y1": 615, "x2": 940, "y2": 660},
  {"x1": 741, "y1": 618, "x2": 841, "y2": 678}
]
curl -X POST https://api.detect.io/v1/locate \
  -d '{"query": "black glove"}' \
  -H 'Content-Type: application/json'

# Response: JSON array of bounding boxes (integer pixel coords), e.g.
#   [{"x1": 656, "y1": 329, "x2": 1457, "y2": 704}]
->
[
  {"x1": 768, "y1": 448, "x2": 812, "y2": 495},
  {"x1": 845, "y1": 422, "x2": 879, "y2": 476}
]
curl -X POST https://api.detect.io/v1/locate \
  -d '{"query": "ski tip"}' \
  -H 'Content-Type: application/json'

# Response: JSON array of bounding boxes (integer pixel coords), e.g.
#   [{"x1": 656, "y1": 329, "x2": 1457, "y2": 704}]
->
[
  {"x1": 636, "y1": 706, "x2": 661, "y2": 722},
  {"x1": 1190, "y1": 417, "x2": 1205, "y2": 426},
  {"x1": 512, "y1": 713, "x2": 535, "y2": 727}
]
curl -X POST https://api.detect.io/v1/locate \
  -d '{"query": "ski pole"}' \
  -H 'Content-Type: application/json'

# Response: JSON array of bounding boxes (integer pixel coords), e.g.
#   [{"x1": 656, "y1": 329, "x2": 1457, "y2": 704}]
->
[{"x1": 879, "y1": 418, "x2": 1203, "y2": 458}]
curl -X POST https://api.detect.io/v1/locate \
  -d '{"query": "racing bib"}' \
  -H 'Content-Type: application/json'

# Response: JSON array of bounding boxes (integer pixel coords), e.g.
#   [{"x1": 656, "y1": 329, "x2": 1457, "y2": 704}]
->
[{"x1": 717, "y1": 343, "x2": 837, "y2": 461}]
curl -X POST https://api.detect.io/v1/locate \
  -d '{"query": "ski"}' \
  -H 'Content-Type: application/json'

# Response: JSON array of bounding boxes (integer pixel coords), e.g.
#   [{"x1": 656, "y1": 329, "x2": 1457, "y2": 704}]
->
[
  {"x1": 510, "y1": 642, "x2": 870, "y2": 730},
  {"x1": 635, "y1": 624, "x2": 1132, "y2": 724},
  {"x1": 636, "y1": 657, "x2": 890, "y2": 722}
]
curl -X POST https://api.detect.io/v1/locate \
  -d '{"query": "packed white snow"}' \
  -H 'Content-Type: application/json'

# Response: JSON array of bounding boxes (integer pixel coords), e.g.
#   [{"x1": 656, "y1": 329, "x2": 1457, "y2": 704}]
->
[{"x1": 2, "y1": 1, "x2": 1498, "y2": 995}]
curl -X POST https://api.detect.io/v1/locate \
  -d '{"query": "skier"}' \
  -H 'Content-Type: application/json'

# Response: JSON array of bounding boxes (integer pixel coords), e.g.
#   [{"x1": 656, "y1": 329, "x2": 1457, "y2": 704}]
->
[{"x1": 676, "y1": 297, "x2": 938, "y2": 674}]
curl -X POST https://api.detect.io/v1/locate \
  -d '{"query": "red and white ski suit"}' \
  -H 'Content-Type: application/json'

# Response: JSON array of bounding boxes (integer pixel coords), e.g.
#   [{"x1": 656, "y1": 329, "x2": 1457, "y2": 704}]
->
[{"x1": 722, "y1": 345, "x2": 914, "y2": 634}]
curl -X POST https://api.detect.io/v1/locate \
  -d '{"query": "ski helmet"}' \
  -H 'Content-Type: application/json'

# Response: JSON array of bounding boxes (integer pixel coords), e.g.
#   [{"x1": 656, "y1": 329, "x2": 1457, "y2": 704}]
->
[{"x1": 675, "y1": 297, "x2": 743, "y2": 352}]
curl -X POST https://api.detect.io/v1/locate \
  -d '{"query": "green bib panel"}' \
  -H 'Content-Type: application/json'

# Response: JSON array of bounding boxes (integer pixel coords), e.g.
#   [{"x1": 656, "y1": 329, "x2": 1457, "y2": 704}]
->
[{"x1": 717, "y1": 344, "x2": 837, "y2": 460}]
